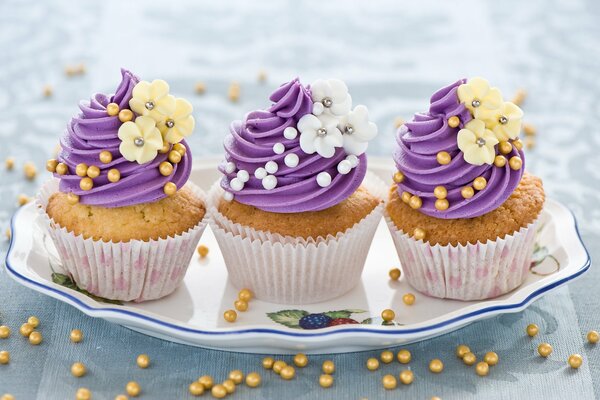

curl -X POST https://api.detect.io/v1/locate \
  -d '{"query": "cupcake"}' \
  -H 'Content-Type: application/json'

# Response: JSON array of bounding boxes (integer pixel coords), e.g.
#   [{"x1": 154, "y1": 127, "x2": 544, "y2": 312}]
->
[
  {"x1": 38, "y1": 68, "x2": 207, "y2": 302},
  {"x1": 387, "y1": 77, "x2": 545, "y2": 300},
  {"x1": 209, "y1": 78, "x2": 385, "y2": 304}
]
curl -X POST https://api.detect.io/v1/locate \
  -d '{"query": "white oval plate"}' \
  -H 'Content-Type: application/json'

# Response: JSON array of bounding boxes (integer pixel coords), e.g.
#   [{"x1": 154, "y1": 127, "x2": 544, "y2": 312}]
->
[{"x1": 4, "y1": 157, "x2": 590, "y2": 354}]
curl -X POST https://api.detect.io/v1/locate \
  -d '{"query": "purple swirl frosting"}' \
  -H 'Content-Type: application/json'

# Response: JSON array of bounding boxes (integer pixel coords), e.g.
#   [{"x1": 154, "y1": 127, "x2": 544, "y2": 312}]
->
[
  {"x1": 54, "y1": 69, "x2": 192, "y2": 207},
  {"x1": 219, "y1": 78, "x2": 368, "y2": 213},
  {"x1": 393, "y1": 79, "x2": 524, "y2": 219}
]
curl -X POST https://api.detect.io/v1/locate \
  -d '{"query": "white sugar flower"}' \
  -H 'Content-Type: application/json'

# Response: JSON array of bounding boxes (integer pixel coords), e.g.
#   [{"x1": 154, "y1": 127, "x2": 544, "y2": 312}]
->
[
  {"x1": 457, "y1": 77, "x2": 503, "y2": 119},
  {"x1": 129, "y1": 80, "x2": 176, "y2": 122},
  {"x1": 118, "y1": 116, "x2": 164, "y2": 164},
  {"x1": 480, "y1": 101, "x2": 523, "y2": 141},
  {"x1": 338, "y1": 105, "x2": 378, "y2": 155},
  {"x1": 457, "y1": 119, "x2": 499, "y2": 166},
  {"x1": 310, "y1": 79, "x2": 352, "y2": 117},
  {"x1": 157, "y1": 98, "x2": 195, "y2": 143},
  {"x1": 298, "y1": 114, "x2": 343, "y2": 158}
]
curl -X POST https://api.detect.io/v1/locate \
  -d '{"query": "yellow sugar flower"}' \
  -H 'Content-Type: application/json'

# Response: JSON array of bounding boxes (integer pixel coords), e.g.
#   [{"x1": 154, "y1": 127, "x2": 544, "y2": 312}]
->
[
  {"x1": 157, "y1": 98, "x2": 195, "y2": 144},
  {"x1": 457, "y1": 119, "x2": 499, "y2": 166},
  {"x1": 129, "y1": 80, "x2": 176, "y2": 122},
  {"x1": 480, "y1": 101, "x2": 523, "y2": 141},
  {"x1": 118, "y1": 116, "x2": 164, "y2": 164},
  {"x1": 457, "y1": 77, "x2": 503, "y2": 118}
]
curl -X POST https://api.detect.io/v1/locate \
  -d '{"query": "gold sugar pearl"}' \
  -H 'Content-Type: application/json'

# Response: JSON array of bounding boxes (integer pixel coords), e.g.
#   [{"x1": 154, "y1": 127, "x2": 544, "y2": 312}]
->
[
  {"x1": 280, "y1": 365, "x2": 296, "y2": 380},
  {"x1": 512, "y1": 89, "x2": 527, "y2": 105},
  {"x1": 461, "y1": 186, "x2": 475, "y2": 199},
  {"x1": 197, "y1": 244, "x2": 209, "y2": 258},
  {"x1": 484, "y1": 351, "x2": 499, "y2": 366},
  {"x1": 76, "y1": 163, "x2": 88, "y2": 177},
  {"x1": 163, "y1": 182, "x2": 177, "y2": 196},
  {"x1": 538, "y1": 343, "x2": 553, "y2": 358},
  {"x1": 435, "y1": 198, "x2": 449, "y2": 211},
  {"x1": 71, "y1": 362, "x2": 87, "y2": 377},
  {"x1": 115, "y1": 396, "x2": 128, "y2": 400},
  {"x1": 513, "y1": 139, "x2": 523, "y2": 151},
  {"x1": 525, "y1": 137, "x2": 535, "y2": 150},
  {"x1": 159, "y1": 142, "x2": 171, "y2": 154},
  {"x1": 0, "y1": 351, "x2": 9, "y2": 364},
  {"x1": 397, "y1": 349, "x2": 411, "y2": 364},
  {"x1": 429, "y1": 358, "x2": 444, "y2": 373},
  {"x1": 195, "y1": 82, "x2": 206, "y2": 94},
  {"x1": 238, "y1": 289, "x2": 253, "y2": 302},
  {"x1": 70, "y1": 329, "x2": 83, "y2": 343},
  {"x1": 322, "y1": 360, "x2": 335, "y2": 374},
  {"x1": 222, "y1": 379, "x2": 236, "y2": 393},
  {"x1": 475, "y1": 361, "x2": 489, "y2": 376},
  {"x1": 173, "y1": 143, "x2": 187, "y2": 156},
  {"x1": 99, "y1": 151, "x2": 113, "y2": 164},
  {"x1": 394, "y1": 117, "x2": 405, "y2": 129},
  {"x1": 245, "y1": 372, "x2": 261, "y2": 388},
  {"x1": 272, "y1": 360, "x2": 287, "y2": 374},
  {"x1": 526, "y1": 323, "x2": 539, "y2": 337},
  {"x1": 234, "y1": 299, "x2": 248, "y2": 312},
  {"x1": 509, "y1": 156, "x2": 522, "y2": 170},
  {"x1": 409, "y1": 195, "x2": 422, "y2": 209},
  {"x1": 126, "y1": 381, "x2": 141, "y2": 397},
  {"x1": 198, "y1": 375, "x2": 214, "y2": 389},
  {"x1": 262, "y1": 357, "x2": 274, "y2": 369},
  {"x1": 498, "y1": 141, "x2": 513, "y2": 155},
  {"x1": 413, "y1": 227, "x2": 426, "y2": 241},
  {"x1": 389, "y1": 268, "x2": 401, "y2": 281},
  {"x1": 1, "y1": 395, "x2": 15, "y2": 400},
  {"x1": 381, "y1": 309, "x2": 395, "y2": 322},
  {"x1": 46, "y1": 159, "x2": 58, "y2": 173},
  {"x1": 108, "y1": 168, "x2": 121, "y2": 183},
  {"x1": 43, "y1": 84, "x2": 53, "y2": 97},
  {"x1": 5, "y1": 157, "x2": 15, "y2": 170},
  {"x1": 18, "y1": 194, "x2": 30, "y2": 206},
  {"x1": 75, "y1": 388, "x2": 92, "y2": 400},
  {"x1": 456, "y1": 345, "x2": 470, "y2": 359},
  {"x1": 229, "y1": 369, "x2": 244, "y2": 384},
  {"x1": 473, "y1": 177, "x2": 487, "y2": 191},
  {"x1": 106, "y1": 103, "x2": 120, "y2": 116},
  {"x1": 448, "y1": 116, "x2": 460, "y2": 128},
  {"x1": 223, "y1": 309, "x2": 237, "y2": 323},
  {"x1": 434, "y1": 186, "x2": 447, "y2": 199},
  {"x1": 228, "y1": 82, "x2": 241, "y2": 102},
  {"x1": 0, "y1": 326, "x2": 10, "y2": 339},
  {"x1": 587, "y1": 330, "x2": 599, "y2": 344},
  {"x1": 393, "y1": 171, "x2": 405, "y2": 184},
  {"x1": 56, "y1": 162, "x2": 68, "y2": 175},
  {"x1": 67, "y1": 193, "x2": 80, "y2": 205},
  {"x1": 29, "y1": 331, "x2": 42, "y2": 345},
  {"x1": 136, "y1": 354, "x2": 150, "y2": 369},
  {"x1": 5, "y1": 229, "x2": 10, "y2": 241},
  {"x1": 494, "y1": 155, "x2": 507, "y2": 168},
  {"x1": 380, "y1": 350, "x2": 394, "y2": 364},
  {"x1": 401, "y1": 191, "x2": 412, "y2": 203},
  {"x1": 319, "y1": 374, "x2": 334, "y2": 388},
  {"x1": 293, "y1": 353, "x2": 308, "y2": 368},
  {"x1": 20, "y1": 322, "x2": 34, "y2": 337},
  {"x1": 211, "y1": 384, "x2": 227, "y2": 399},
  {"x1": 366, "y1": 357, "x2": 379, "y2": 371},
  {"x1": 80, "y1": 177, "x2": 93, "y2": 191},
  {"x1": 24, "y1": 162, "x2": 37, "y2": 180},
  {"x1": 118, "y1": 109, "x2": 134, "y2": 123},
  {"x1": 86, "y1": 165, "x2": 100, "y2": 179},
  {"x1": 568, "y1": 354, "x2": 583, "y2": 369},
  {"x1": 523, "y1": 123, "x2": 536, "y2": 136},
  {"x1": 437, "y1": 151, "x2": 451, "y2": 165},
  {"x1": 258, "y1": 70, "x2": 268, "y2": 83},
  {"x1": 382, "y1": 374, "x2": 397, "y2": 390},
  {"x1": 462, "y1": 352, "x2": 477, "y2": 366},
  {"x1": 168, "y1": 150, "x2": 182, "y2": 164},
  {"x1": 403, "y1": 293, "x2": 416, "y2": 305},
  {"x1": 189, "y1": 381, "x2": 205, "y2": 396},
  {"x1": 159, "y1": 161, "x2": 173, "y2": 177},
  {"x1": 431, "y1": 397, "x2": 442, "y2": 400},
  {"x1": 399, "y1": 369, "x2": 414, "y2": 385}
]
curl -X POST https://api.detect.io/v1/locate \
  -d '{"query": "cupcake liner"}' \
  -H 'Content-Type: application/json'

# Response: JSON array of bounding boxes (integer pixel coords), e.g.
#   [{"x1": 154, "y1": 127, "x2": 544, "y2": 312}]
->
[
  {"x1": 208, "y1": 172, "x2": 387, "y2": 305},
  {"x1": 35, "y1": 179, "x2": 207, "y2": 302},
  {"x1": 385, "y1": 215, "x2": 538, "y2": 300}
]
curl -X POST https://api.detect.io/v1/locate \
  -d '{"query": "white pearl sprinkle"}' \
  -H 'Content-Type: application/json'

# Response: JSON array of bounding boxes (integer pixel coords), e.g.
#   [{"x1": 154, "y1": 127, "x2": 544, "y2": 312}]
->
[
  {"x1": 337, "y1": 160, "x2": 352, "y2": 175},
  {"x1": 316, "y1": 172, "x2": 332, "y2": 187},
  {"x1": 283, "y1": 127, "x2": 298, "y2": 140},
  {"x1": 284, "y1": 153, "x2": 299, "y2": 168},
  {"x1": 262, "y1": 175, "x2": 277, "y2": 190},
  {"x1": 225, "y1": 162, "x2": 236, "y2": 174},
  {"x1": 273, "y1": 143, "x2": 285, "y2": 154},
  {"x1": 230, "y1": 177, "x2": 244, "y2": 191},
  {"x1": 254, "y1": 167, "x2": 267, "y2": 179},
  {"x1": 345, "y1": 154, "x2": 359, "y2": 168},
  {"x1": 223, "y1": 192, "x2": 234, "y2": 202},
  {"x1": 265, "y1": 161, "x2": 278, "y2": 174},
  {"x1": 237, "y1": 169, "x2": 250, "y2": 183},
  {"x1": 312, "y1": 102, "x2": 324, "y2": 116}
]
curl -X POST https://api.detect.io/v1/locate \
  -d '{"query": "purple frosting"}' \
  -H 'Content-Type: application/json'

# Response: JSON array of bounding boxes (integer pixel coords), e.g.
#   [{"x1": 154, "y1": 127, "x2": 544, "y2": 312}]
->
[
  {"x1": 55, "y1": 69, "x2": 192, "y2": 207},
  {"x1": 393, "y1": 79, "x2": 524, "y2": 219},
  {"x1": 219, "y1": 78, "x2": 367, "y2": 213}
]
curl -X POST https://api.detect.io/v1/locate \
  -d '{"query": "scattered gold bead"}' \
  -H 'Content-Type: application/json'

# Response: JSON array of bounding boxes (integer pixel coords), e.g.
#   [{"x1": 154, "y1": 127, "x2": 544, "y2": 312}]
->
[
  {"x1": 509, "y1": 156, "x2": 522, "y2": 170},
  {"x1": 86, "y1": 165, "x2": 100, "y2": 179},
  {"x1": 163, "y1": 182, "x2": 177, "y2": 196},
  {"x1": 195, "y1": 82, "x2": 206, "y2": 94},
  {"x1": 99, "y1": 151, "x2": 113, "y2": 164},
  {"x1": 46, "y1": 159, "x2": 58, "y2": 173},
  {"x1": 525, "y1": 136, "x2": 535, "y2": 150},
  {"x1": 494, "y1": 155, "x2": 507, "y2": 167},
  {"x1": 168, "y1": 150, "x2": 182, "y2": 164},
  {"x1": 461, "y1": 186, "x2": 475, "y2": 199},
  {"x1": 76, "y1": 163, "x2": 88, "y2": 177},
  {"x1": 568, "y1": 354, "x2": 583, "y2": 369},
  {"x1": 222, "y1": 379, "x2": 236, "y2": 393},
  {"x1": 393, "y1": 171, "x2": 405, "y2": 183},
  {"x1": 5, "y1": 229, "x2": 10, "y2": 241},
  {"x1": 319, "y1": 374, "x2": 334, "y2": 388},
  {"x1": 198, "y1": 375, "x2": 214, "y2": 389},
  {"x1": 366, "y1": 357, "x2": 379, "y2": 371},
  {"x1": 381, "y1": 309, "x2": 395, "y2": 322},
  {"x1": 389, "y1": 268, "x2": 401, "y2": 281},
  {"x1": 229, "y1": 370, "x2": 243, "y2": 384},
  {"x1": 272, "y1": 360, "x2": 287, "y2": 374},
  {"x1": 409, "y1": 195, "x2": 422, "y2": 209},
  {"x1": 475, "y1": 361, "x2": 489, "y2": 376},
  {"x1": 456, "y1": 345, "x2": 471, "y2": 359},
  {"x1": 0, "y1": 351, "x2": 9, "y2": 364},
  {"x1": 434, "y1": 186, "x2": 447, "y2": 199},
  {"x1": 118, "y1": 109, "x2": 134, "y2": 123},
  {"x1": 484, "y1": 352, "x2": 499, "y2": 366},
  {"x1": 126, "y1": 381, "x2": 141, "y2": 397},
  {"x1": 262, "y1": 357, "x2": 274, "y2": 369},
  {"x1": 228, "y1": 82, "x2": 241, "y2": 102},
  {"x1": 258, "y1": 70, "x2": 267, "y2": 83},
  {"x1": 80, "y1": 177, "x2": 93, "y2": 191},
  {"x1": 211, "y1": 384, "x2": 227, "y2": 399},
  {"x1": 197, "y1": 244, "x2": 209, "y2": 258},
  {"x1": 463, "y1": 352, "x2": 477, "y2": 366},
  {"x1": 322, "y1": 360, "x2": 335, "y2": 374},
  {"x1": 245, "y1": 372, "x2": 261, "y2": 388},
  {"x1": 5, "y1": 157, "x2": 15, "y2": 170},
  {"x1": 223, "y1": 309, "x2": 237, "y2": 323},
  {"x1": 513, "y1": 139, "x2": 523, "y2": 151},
  {"x1": 280, "y1": 365, "x2": 295, "y2": 380},
  {"x1": 1, "y1": 395, "x2": 15, "y2": 400},
  {"x1": 107, "y1": 168, "x2": 121, "y2": 183},
  {"x1": 159, "y1": 142, "x2": 171, "y2": 154},
  {"x1": 106, "y1": 103, "x2": 120, "y2": 116},
  {"x1": 401, "y1": 191, "x2": 411, "y2": 203},
  {"x1": 380, "y1": 350, "x2": 394, "y2": 364},
  {"x1": 413, "y1": 227, "x2": 426, "y2": 241},
  {"x1": 431, "y1": 397, "x2": 442, "y2": 400},
  {"x1": 587, "y1": 330, "x2": 599, "y2": 344},
  {"x1": 294, "y1": 353, "x2": 308, "y2": 368},
  {"x1": 436, "y1": 151, "x2": 451, "y2": 165},
  {"x1": 473, "y1": 177, "x2": 487, "y2": 191},
  {"x1": 75, "y1": 388, "x2": 92, "y2": 400},
  {"x1": 173, "y1": 143, "x2": 187, "y2": 156},
  {"x1": 397, "y1": 349, "x2": 411, "y2": 364},
  {"x1": 71, "y1": 362, "x2": 86, "y2": 377},
  {"x1": 189, "y1": 381, "x2": 205, "y2": 396},
  {"x1": 115, "y1": 396, "x2": 128, "y2": 400},
  {"x1": 159, "y1": 161, "x2": 173, "y2": 176},
  {"x1": 399, "y1": 369, "x2": 414, "y2": 385},
  {"x1": 526, "y1": 323, "x2": 539, "y2": 337},
  {"x1": 538, "y1": 343, "x2": 553, "y2": 358},
  {"x1": 435, "y1": 198, "x2": 449, "y2": 211},
  {"x1": 136, "y1": 354, "x2": 150, "y2": 369},
  {"x1": 19, "y1": 322, "x2": 34, "y2": 337},
  {"x1": 448, "y1": 116, "x2": 460, "y2": 128},
  {"x1": 0, "y1": 326, "x2": 10, "y2": 339},
  {"x1": 498, "y1": 141, "x2": 513, "y2": 155},
  {"x1": 23, "y1": 162, "x2": 37, "y2": 180},
  {"x1": 394, "y1": 117, "x2": 405, "y2": 129},
  {"x1": 43, "y1": 84, "x2": 53, "y2": 97},
  {"x1": 70, "y1": 329, "x2": 83, "y2": 343},
  {"x1": 234, "y1": 299, "x2": 248, "y2": 312},
  {"x1": 17, "y1": 194, "x2": 30, "y2": 206},
  {"x1": 238, "y1": 289, "x2": 253, "y2": 302},
  {"x1": 523, "y1": 123, "x2": 536, "y2": 136},
  {"x1": 429, "y1": 359, "x2": 444, "y2": 373},
  {"x1": 56, "y1": 162, "x2": 68, "y2": 175},
  {"x1": 512, "y1": 89, "x2": 527, "y2": 105},
  {"x1": 403, "y1": 293, "x2": 416, "y2": 305},
  {"x1": 29, "y1": 331, "x2": 42, "y2": 345},
  {"x1": 382, "y1": 374, "x2": 397, "y2": 390}
]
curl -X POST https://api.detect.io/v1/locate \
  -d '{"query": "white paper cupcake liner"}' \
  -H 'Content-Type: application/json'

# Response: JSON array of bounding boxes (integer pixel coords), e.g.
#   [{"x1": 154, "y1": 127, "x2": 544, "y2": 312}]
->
[
  {"x1": 385, "y1": 214, "x2": 538, "y2": 300},
  {"x1": 35, "y1": 179, "x2": 208, "y2": 302},
  {"x1": 208, "y1": 173, "x2": 387, "y2": 305}
]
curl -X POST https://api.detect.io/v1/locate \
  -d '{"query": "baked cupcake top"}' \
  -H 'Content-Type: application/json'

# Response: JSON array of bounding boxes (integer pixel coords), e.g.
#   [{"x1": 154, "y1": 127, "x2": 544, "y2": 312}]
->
[
  {"x1": 219, "y1": 78, "x2": 378, "y2": 213},
  {"x1": 393, "y1": 77, "x2": 525, "y2": 219},
  {"x1": 47, "y1": 69, "x2": 195, "y2": 207}
]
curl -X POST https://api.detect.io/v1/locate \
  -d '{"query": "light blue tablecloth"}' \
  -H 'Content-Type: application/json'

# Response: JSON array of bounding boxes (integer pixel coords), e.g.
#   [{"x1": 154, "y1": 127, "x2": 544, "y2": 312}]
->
[{"x1": 1, "y1": 0, "x2": 598, "y2": 398}]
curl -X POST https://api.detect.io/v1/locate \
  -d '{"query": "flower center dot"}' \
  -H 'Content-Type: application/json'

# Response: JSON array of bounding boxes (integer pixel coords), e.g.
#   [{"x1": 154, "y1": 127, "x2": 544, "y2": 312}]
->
[
  {"x1": 145, "y1": 101, "x2": 155, "y2": 110},
  {"x1": 166, "y1": 119, "x2": 175, "y2": 128},
  {"x1": 476, "y1": 137, "x2": 486, "y2": 147},
  {"x1": 345, "y1": 124, "x2": 354, "y2": 135},
  {"x1": 472, "y1": 99, "x2": 481, "y2": 108},
  {"x1": 316, "y1": 128, "x2": 327, "y2": 136},
  {"x1": 322, "y1": 97, "x2": 333, "y2": 108},
  {"x1": 499, "y1": 115, "x2": 508, "y2": 124},
  {"x1": 134, "y1": 137, "x2": 145, "y2": 147}
]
